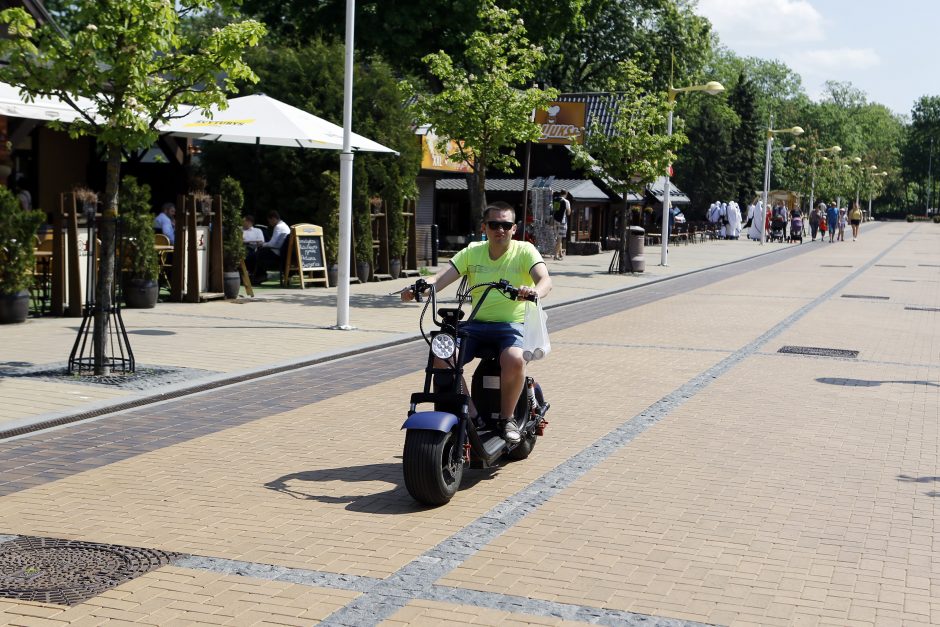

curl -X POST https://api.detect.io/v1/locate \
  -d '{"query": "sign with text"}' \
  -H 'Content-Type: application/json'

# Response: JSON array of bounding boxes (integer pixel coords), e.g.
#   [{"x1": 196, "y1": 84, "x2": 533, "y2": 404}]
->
[
  {"x1": 420, "y1": 132, "x2": 473, "y2": 173},
  {"x1": 535, "y1": 102, "x2": 586, "y2": 145}
]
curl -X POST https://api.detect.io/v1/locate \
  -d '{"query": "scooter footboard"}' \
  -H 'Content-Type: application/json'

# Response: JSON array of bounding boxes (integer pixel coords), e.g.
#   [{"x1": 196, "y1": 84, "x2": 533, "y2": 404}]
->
[{"x1": 401, "y1": 411, "x2": 458, "y2": 432}]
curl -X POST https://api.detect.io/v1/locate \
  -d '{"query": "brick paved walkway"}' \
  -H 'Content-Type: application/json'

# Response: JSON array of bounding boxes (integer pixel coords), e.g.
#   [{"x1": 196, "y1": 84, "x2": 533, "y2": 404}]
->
[{"x1": 0, "y1": 223, "x2": 937, "y2": 626}]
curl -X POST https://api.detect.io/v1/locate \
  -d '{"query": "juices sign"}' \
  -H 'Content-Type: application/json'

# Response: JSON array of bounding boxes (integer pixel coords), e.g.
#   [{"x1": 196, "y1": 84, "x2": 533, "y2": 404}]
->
[{"x1": 535, "y1": 102, "x2": 586, "y2": 145}]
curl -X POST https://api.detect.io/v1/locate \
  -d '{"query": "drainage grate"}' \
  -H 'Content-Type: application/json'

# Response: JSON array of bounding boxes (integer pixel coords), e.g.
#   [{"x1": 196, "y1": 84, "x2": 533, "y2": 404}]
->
[
  {"x1": 906, "y1": 306, "x2": 940, "y2": 312},
  {"x1": 778, "y1": 346, "x2": 859, "y2": 358},
  {"x1": 892, "y1": 279, "x2": 916, "y2": 283},
  {"x1": 918, "y1": 264, "x2": 940, "y2": 268},
  {"x1": 820, "y1": 264, "x2": 853, "y2": 268},
  {"x1": 875, "y1": 264, "x2": 906, "y2": 268},
  {"x1": 0, "y1": 536, "x2": 178, "y2": 605},
  {"x1": 841, "y1": 294, "x2": 890, "y2": 300}
]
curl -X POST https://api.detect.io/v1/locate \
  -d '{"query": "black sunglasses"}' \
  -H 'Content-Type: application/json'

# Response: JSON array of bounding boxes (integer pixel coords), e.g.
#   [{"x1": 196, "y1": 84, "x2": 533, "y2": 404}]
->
[{"x1": 486, "y1": 220, "x2": 514, "y2": 231}]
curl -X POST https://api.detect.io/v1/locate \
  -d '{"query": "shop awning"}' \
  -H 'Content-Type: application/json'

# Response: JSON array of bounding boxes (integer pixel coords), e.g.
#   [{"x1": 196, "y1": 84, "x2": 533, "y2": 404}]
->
[
  {"x1": 435, "y1": 177, "x2": 618, "y2": 202},
  {"x1": 647, "y1": 176, "x2": 690, "y2": 205}
]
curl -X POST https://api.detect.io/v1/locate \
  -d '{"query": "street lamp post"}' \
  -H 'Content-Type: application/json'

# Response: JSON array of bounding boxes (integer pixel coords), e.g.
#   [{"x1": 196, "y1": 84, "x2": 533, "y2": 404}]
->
[
  {"x1": 808, "y1": 145, "x2": 841, "y2": 218},
  {"x1": 660, "y1": 80, "x2": 724, "y2": 266},
  {"x1": 760, "y1": 118, "x2": 804, "y2": 244},
  {"x1": 856, "y1": 163, "x2": 878, "y2": 210}
]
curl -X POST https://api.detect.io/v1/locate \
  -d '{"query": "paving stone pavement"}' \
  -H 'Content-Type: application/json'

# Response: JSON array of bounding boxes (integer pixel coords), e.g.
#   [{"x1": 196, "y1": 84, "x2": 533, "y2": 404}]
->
[{"x1": 0, "y1": 223, "x2": 937, "y2": 626}]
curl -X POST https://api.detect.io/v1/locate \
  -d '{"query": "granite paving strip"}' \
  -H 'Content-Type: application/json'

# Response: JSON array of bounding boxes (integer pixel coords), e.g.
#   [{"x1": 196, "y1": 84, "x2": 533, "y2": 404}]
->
[{"x1": 317, "y1": 225, "x2": 911, "y2": 624}]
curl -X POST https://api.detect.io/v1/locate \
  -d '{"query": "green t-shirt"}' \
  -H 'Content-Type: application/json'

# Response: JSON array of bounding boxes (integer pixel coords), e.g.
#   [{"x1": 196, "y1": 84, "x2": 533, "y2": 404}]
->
[{"x1": 450, "y1": 240, "x2": 544, "y2": 323}]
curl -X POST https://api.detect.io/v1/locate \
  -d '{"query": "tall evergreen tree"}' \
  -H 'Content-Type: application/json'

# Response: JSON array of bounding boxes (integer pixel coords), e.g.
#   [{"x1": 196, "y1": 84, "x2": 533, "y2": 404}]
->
[{"x1": 727, "y1": 73, "x2": 764, "y2": 206}]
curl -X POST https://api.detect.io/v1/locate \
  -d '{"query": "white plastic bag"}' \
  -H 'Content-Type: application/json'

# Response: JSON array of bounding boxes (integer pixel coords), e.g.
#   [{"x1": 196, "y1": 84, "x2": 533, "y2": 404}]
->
[{"x1": 521, "y1": 301, "x2": 551, "y2": 361}]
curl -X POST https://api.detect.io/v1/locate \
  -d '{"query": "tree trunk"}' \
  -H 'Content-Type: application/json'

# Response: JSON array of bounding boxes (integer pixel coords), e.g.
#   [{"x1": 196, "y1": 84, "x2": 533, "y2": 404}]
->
[
  {"x1": 93, "y1": 145, "x2": 122, "y2": 375},
  {"x1": 467, "y1": 164, "x2": 487, "y2": 240}
]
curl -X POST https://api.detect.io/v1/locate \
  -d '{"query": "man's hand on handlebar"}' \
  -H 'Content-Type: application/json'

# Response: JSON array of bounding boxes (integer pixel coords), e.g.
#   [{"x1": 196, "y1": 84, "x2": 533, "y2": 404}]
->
[
  {"x1": 400, "y1": 279, "x2": 430, "y2": 302},
  {"x1": 515, "y1": 285, "x2": 538, "y2": 303}
]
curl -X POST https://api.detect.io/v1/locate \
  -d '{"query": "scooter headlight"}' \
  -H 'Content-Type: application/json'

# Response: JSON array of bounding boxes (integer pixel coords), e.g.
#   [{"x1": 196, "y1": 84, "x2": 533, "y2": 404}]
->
[{"x1": 431, "y1": 333, "x2": 456, "y2": 360}]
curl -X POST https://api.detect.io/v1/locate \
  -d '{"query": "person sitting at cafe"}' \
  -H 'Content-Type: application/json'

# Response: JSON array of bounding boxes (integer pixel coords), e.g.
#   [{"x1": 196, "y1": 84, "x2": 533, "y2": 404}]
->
[
  {"x1": 154, "y1": 202, "x2": 176, "y2": 245},
  {"x1": 242, "y1": 214, "x2": 265, "y2": 275},
  {"x1": 253, "y1": 210, "x2": 290, "y2": 284}
]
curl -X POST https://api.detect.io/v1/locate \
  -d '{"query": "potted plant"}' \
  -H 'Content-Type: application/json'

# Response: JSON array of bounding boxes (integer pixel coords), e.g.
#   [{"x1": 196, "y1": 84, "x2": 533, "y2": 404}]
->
[
  {"x1": 315, "y1": 171, "x2": 341, "y2": 287},
  {"x1": 0, "y1": 186, "x2": 45, "y2": 323},
  {"x1": 120, "y1": 176, "x2": 159, "y2": 308},
  {"x1": 73, "y1": 186, "x2": 98, "y2": 217},
  {"x1": 219, "y1": 176, "x2": 245, "y2": 299},
  {"x1": 354, "y1": 201, "x2": 373, "y2": 283},
  {"x1": 387, "y1": 197, "x2": 406, "y2": 279}
]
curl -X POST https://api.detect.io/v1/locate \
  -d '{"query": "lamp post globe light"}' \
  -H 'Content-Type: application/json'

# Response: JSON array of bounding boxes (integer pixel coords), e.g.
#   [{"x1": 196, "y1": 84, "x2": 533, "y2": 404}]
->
[
  {"x1": 760, "y1": 119, "x2": 804, "y2": 244},
  {"x1": 808, "y1": 145, "x2": 840, "y2": 219},
  {"x1": 660, "y1": 80, "x2": 724, "y2": 266}
]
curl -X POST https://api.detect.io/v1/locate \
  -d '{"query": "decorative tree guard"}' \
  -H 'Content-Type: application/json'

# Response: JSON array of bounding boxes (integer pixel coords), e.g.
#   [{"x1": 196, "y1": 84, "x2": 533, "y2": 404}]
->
[{"x1": 67, "y1": 210, "x2": 134, "y2": 375}]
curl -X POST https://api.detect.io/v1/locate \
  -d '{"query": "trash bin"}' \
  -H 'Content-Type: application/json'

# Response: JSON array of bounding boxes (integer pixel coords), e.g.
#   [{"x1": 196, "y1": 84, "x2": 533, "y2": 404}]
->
[{"x1": 627, "y1": 226, "x2": 645, "y2": 273}]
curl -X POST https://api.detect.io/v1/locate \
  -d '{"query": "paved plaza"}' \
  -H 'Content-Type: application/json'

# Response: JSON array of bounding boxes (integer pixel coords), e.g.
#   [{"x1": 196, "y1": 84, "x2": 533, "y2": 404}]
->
[{"x1": 0, "y1": 223, "x2": 937, "y2": 626}]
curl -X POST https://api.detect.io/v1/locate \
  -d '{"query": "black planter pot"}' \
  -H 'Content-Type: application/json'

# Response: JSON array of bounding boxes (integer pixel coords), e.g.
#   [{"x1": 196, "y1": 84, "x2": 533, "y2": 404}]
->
[
  {"x1": 0, "y1": 290, "x2": 30, "y2": 324},
  {"x1": 223, "y1": 271, "x2": 241, "y2": 299},
  {"x1": 327, "y1": 264, "x2": 339, "y2": 287},
  {"x1": 389, "y1": 258, "x2": 402, "y2": 280},
  {"x1": 356, "y1": 260, "x2": 371, "y2": 283},
  {"x1": 123, "y1": 278, "x2": 159, "y2": 309}
]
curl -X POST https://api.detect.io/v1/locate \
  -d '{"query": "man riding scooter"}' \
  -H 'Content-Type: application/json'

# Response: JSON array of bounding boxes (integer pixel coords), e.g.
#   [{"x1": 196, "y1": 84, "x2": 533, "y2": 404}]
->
[{"x1": 401, "y1": 202, "x2": 553, "y2": 443}]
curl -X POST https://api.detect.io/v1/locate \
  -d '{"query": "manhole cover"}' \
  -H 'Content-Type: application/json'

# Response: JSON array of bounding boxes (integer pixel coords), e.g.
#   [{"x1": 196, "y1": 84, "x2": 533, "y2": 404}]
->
[
  {"x1": 0, "y1": 536, "x2": 178, "y2": 605},
  {"x1": 841, "y1": 294, "x2": 889, "y2": 300},
  {"x1": 906, "y1": 306, "x2": 940, "y2": 312},
  {"x1": 778, "y1": 346, "x2": 859, "y2": 358}
]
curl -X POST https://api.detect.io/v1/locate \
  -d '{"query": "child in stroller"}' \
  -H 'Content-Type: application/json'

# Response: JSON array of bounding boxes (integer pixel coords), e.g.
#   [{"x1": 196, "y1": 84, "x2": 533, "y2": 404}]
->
[
  {"x1": 769, "y1": 204, "x2": 788, "y2": 242},
  {"x1": 789, "y1": 210, "x2": 803, "y2": 243}
]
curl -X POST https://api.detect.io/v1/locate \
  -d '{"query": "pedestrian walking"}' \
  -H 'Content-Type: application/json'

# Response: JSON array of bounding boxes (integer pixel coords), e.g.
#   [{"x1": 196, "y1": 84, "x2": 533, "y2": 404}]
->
[
  {"x1": 848, "y1": 201, "x2": 863, "y2": 240},
  {"x1": 826, "y1": 202, "x2": 838, "y2": 242},
  {"x1": 809, "y1": 203, "x2": 822, "y2": 240}
]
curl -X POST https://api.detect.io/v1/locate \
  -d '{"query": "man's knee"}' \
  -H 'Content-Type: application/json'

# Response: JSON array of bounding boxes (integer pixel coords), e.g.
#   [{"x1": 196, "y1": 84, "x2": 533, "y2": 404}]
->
[{"x1": 500, "y1": 348, "x2": 525, "y2": 374}]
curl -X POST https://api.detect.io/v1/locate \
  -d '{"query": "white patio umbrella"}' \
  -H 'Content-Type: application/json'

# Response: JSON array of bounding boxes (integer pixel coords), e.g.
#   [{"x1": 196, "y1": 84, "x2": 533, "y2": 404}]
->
[
  {"x1": 0, "y1": 81, "x2": 97, "y2": 123},
  {"x1": 158, "y1": 93, "x2": 396, "y2": 153}
]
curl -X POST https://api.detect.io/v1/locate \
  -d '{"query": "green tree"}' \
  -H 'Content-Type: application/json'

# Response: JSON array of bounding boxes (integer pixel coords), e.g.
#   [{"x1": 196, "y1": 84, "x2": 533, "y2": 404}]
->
[
  {"x1": 240, "y1": 0, "x2": 584, "y2": 79},
  {"x1": 411, "y1": 1, "x2": 556, "y2": 220},
  {"x1": 726, "y1": 73, "x2": 764, "y2": 206},
  {"x1": 673, "y1": 93, "x2": 736, "y2": 214},
  {"x1": 539, "y1": 0, "x2": 711, "y2": 93},
  {"x1": 902, "y1": 95, "x2": 940, "y2": 208},
  {"x1": 0, "y1": 1, "x2": 265, "y2": 374},
  {"x1": 570, "y1": 60, "x2": 685, "y2": 201}
]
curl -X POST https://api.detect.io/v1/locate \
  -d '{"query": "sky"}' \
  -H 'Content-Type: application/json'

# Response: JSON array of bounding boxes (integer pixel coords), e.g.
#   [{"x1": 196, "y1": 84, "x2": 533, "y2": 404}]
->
[{"x1": 694, "y1": 0, "x2": 940, "y2": 118}]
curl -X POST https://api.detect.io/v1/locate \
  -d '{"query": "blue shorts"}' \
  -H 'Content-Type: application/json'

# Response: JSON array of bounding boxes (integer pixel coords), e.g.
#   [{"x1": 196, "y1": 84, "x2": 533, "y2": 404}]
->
[{"x1": 458, "y1": 321, "x2": 524, "y2": 364}]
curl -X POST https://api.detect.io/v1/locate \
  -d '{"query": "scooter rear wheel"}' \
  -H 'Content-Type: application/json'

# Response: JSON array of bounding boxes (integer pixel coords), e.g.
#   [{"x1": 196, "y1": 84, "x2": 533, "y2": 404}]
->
[
  {"x1": 506, "y1": 384, "x2": 544, "y2": 461},
  {"x1": 403, "y1": 428, "x2": 464, "y2": 505}
]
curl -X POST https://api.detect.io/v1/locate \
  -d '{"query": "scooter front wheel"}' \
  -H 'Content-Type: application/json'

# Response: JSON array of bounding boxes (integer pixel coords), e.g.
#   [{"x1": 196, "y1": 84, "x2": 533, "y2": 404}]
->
[{"x1": 403, "y1": 428, "x2": 464, "y2": 505}]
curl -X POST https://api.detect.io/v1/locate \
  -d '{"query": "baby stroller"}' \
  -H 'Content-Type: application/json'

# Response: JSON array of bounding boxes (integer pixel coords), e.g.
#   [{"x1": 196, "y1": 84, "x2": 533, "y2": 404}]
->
[
  {"x1": 769, "y1": 207, "x2": 787, "y2": 243},
  {"x1": 789, "y1": 213, "x2": 803, "y2": 243}
]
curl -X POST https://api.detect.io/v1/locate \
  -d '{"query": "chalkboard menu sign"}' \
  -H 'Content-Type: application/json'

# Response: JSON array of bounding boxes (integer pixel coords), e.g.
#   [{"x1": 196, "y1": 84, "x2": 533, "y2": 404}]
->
[
  {"x1": 298, "y1": 233, "x2": 324, "y2": 269},
  {"x1": 284, "y1": 223, "x2": 328, "y2": 288}
]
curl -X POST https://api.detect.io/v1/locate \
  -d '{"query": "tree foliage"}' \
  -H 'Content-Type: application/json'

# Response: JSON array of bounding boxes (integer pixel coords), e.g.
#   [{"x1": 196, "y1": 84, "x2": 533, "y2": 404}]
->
[
  {"x1": 570, "y1": 60, "x2": 685, "y2": 199},
  {"x1": 410, "y1": 1, "x2": 557, "y2": 217},
  {"x1": 0, "y1": 0, "x2": 265, "y2": 373},
  {"x1": 240, "y1": 0, "x2": 584, "y2": 79}
]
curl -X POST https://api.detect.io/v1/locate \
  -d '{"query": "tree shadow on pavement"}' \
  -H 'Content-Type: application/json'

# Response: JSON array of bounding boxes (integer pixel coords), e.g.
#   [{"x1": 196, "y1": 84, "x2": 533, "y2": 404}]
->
[
  {"x1": 252, "y1": 293, "x2": 410, "y2": 310},
  {"x1": 897, "y1": 474, "x2": 940, "y2": 497},
  {"x1": 817, "y1": 377, "x2": 939, "y2": 388},
  {"x1": 263, "y1": 461, "x2": 500, "y2": 513}
]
